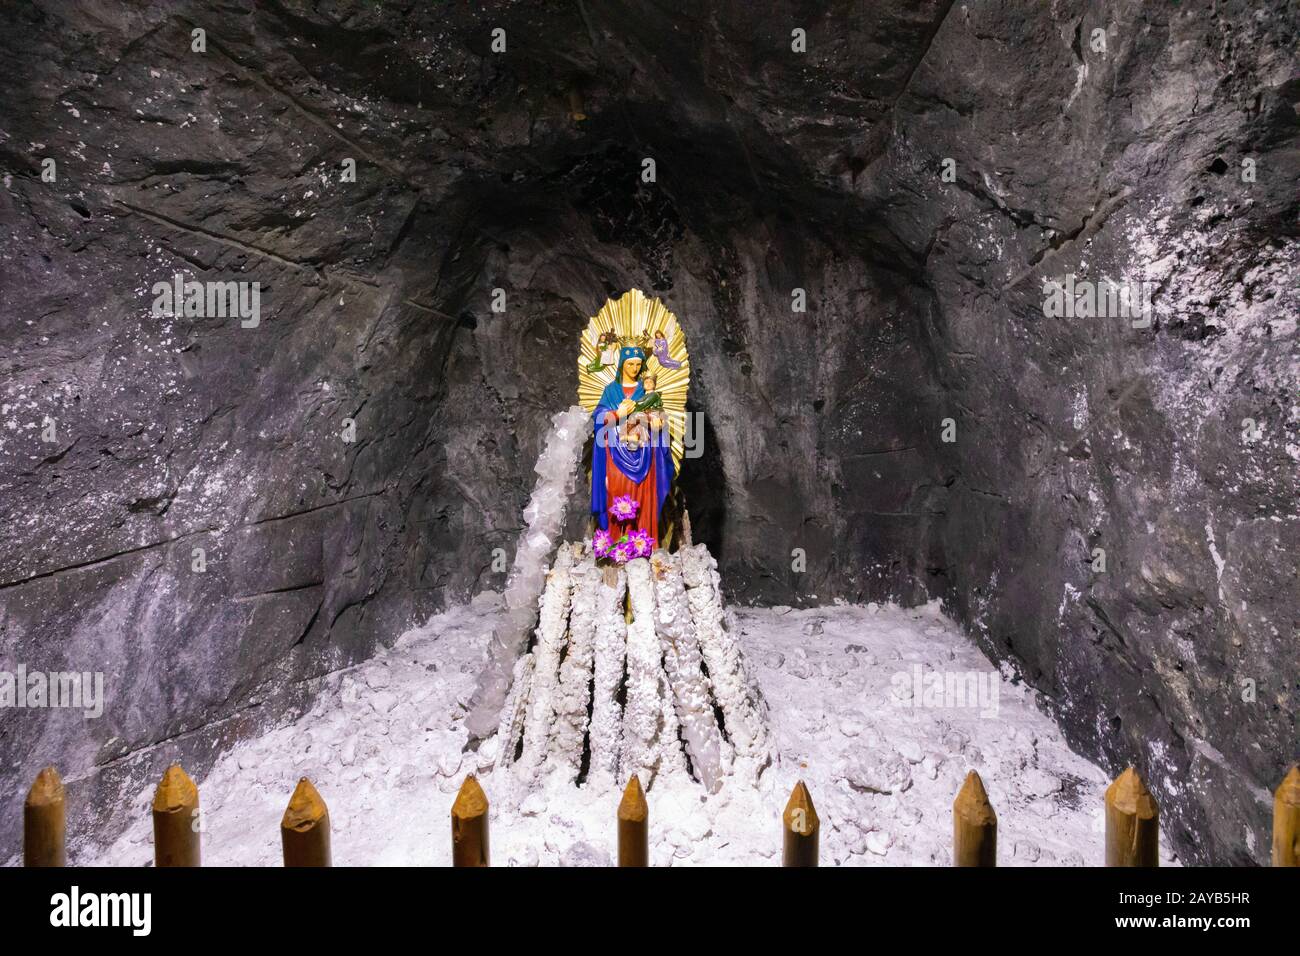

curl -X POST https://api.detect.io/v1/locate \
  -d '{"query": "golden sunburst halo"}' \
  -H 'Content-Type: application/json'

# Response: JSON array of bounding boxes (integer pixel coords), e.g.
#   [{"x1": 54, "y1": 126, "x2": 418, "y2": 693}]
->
[{"x1": 577, "y1": 289, "x2": 690, "y2": 474}]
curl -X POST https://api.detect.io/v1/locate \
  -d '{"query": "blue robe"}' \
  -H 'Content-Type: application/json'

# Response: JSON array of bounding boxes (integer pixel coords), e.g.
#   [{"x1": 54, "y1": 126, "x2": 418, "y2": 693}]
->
[{"x1": 591, "y1": 355, "x2": 674, "y2": 532}]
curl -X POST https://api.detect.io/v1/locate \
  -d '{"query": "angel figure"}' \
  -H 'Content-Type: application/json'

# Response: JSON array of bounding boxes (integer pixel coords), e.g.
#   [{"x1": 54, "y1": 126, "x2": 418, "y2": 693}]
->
[
  {"x1": 652, "y1": 330, "x2": 682, "y2": 370},
  {"x1": 586, "y1": 330, "x2": 620, "y2": 372}
]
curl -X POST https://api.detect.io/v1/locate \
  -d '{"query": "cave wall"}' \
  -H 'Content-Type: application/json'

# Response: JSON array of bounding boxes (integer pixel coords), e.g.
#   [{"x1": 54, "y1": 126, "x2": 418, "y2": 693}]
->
[
  {"x1": 862, "y1": 0, "x2": 1298, "y2": 863},
  {"x1": 0, "y1": 0, "x2": 948, "y2": 858},
  {"x1": 0, "y1": 0, "x2": 1294, "y2": 865}
]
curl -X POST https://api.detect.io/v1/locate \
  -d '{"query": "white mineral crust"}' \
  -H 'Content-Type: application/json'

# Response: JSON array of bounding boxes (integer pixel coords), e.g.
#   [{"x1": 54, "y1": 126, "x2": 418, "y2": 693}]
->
[
  {"x1": 517, "y1": 543, "x2": 576, "y2": 775},
  {"x1": 551, "y1": 547, "x2": 598, "y2": 779},
  {"x1": 466, "y1": 405, "x2": 590, "y2": 738},
  {"x1": 494, "y1": 652, "x2": 534, "y2": 770},
  {"x1": 622, "y1": 557, "x2": 664, "y2": 785},
  {"x1": 588, "y1": 565, "x2": 628, "y2": 787},
  {"x1": 680, "y1": 543, "x2": 769, "y2": 778},
  {"x1": 650, "y1": 550, "x2": 726, "y2": 791},
  {"x1": 656, "y1": 671, "x2": 688, "y2": 779}
]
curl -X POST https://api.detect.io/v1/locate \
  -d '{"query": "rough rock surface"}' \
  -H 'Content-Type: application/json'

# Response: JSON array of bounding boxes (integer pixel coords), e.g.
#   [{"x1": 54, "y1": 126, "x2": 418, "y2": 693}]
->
[{"x1": 0, "y1": 1, "x2": 1294, "y2": 863}]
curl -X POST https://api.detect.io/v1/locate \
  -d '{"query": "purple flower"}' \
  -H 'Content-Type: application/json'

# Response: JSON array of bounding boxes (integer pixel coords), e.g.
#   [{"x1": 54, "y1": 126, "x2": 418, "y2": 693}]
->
[
  {"x1": 611, "y1": 540, "x2": 636, "y2": 564},
  {"x1": 628, "y1": 529, "x2": 654, "y2": 558},
  {"x1": 592, "y1": 529, "x2": 612, "y2": 558},
  {"x1": 609, "y1": 495, "x2": 640, "y2": 522}
]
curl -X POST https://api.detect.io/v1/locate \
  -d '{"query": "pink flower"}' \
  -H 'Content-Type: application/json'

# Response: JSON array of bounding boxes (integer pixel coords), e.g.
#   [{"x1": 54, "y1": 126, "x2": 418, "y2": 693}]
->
[
  {"x1": 610, "y1": 538, "x2": 636, "y2": 564},
  {"x1": 609, "y1": 495, "x2": 640, "y2": 522},
  {"x1": 628, "y1": 529, "x2": 654, "y2": 558},
  {"x1": 592, "y1": 529, "x2": 612, "y2": 558}
]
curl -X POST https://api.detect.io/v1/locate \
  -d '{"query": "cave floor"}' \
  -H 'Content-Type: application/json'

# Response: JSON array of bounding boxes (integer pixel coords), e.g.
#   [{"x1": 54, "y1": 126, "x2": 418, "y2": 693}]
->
[{"x1": 77, "y1": 595, "x2": 1180, "y2": 866}]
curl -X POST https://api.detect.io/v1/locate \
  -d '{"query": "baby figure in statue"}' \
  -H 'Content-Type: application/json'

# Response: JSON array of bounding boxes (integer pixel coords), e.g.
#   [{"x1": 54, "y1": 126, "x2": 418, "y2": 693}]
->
[{"x1": 633, "y1": 371, "x2": 664, "y2": 411}]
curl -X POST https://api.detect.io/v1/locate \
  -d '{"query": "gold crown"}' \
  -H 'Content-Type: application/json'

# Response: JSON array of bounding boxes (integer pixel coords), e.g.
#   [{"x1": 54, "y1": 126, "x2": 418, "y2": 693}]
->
[{"x1": 617, "y1": 332, "x2": 651, "y2": 351}]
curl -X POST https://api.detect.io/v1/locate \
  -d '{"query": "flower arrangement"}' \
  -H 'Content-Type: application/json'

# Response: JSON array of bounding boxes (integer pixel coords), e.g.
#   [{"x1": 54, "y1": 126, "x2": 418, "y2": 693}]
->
[
  {"x1": 594, "y1": 497, "x2": 654, "y2": 564},
  {"x1": 593, "y1": 527, "x2": 655, "y2": 564}
]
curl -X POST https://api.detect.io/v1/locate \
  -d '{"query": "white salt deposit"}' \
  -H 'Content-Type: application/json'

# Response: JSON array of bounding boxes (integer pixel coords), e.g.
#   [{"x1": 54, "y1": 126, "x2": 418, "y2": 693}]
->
[
  {"x1": 464, "y1": 404, "x2": 590, "y2": 738},
  {"x1": 72, "y1": 594, "x2": 1179, "y2": 866},
  {"x1": 497, "y1": 540, "x2": 766, "y2": 794}
]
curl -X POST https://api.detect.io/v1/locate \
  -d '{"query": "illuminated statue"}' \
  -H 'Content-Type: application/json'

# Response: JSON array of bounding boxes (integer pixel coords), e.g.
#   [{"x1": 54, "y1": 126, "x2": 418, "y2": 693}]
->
[{"x1": 577, "y1": 290, "x2": 690, "y2": 561}]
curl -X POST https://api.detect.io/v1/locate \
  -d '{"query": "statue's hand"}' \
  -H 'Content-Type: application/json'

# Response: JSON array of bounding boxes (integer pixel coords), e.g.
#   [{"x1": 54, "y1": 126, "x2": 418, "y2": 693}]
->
[{"x1": 616, "y1": 398, "x2": 635, "y2": 418}]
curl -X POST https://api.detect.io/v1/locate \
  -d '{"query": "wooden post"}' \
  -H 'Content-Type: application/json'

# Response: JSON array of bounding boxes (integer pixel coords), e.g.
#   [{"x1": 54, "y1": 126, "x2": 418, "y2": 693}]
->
[
  {"x1": 953, "y1": 770, "x2": 997, "y2": 866},
  {"x1": 1105, "y1": 766, "x2": 1158, "y2": 867},
  {"x1": 567, "y1": 87, "x2": 587, "y2": 123},
  {"x1": 618, "y1": 775, "x2": 649, "y2": 866},
  {"x1": 782, "y1": 780, "x2": 819, "y2": 867},
  {"x1": 24, "y1": 767, "x2": 66, "y2": 867},
  {"x1": 152, "y1": 764, "x2": 201, "y2": 867},
  {"x1": 1273, "y1": 764, "x2": 1300, "y2": 867},
  {"x1": 282, "y1": 777, "x2": 331, "y2": 867},
  {"x1": 452, "y1": 775, "x2": 489, "y2": 867}
]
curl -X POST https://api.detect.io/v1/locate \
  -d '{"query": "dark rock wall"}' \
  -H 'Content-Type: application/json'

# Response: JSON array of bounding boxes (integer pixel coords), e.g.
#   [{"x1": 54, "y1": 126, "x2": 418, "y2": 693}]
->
[
  {"x1": 866, "y1": 1, "x2": 1298, "y2": 863},
  {"x1": 0, "y1": 0, "x2": 1294, "y2": 863}
]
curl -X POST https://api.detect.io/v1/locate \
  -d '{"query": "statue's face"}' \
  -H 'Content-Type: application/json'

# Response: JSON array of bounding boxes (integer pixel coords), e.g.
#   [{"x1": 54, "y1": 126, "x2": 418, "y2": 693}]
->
[{"x1": 623, "y1": 357, "x2": 642, "y2": 379}]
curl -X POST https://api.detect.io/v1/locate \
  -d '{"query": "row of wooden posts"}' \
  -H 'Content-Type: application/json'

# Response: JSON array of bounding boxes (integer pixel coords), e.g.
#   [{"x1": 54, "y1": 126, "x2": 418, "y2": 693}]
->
[{"x1": 22, "y1": 763, "x2": 1300, "y2": 866}]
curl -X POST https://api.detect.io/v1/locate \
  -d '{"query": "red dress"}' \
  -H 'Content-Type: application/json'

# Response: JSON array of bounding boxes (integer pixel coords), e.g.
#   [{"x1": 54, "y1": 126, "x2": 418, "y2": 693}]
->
[{"x1": 604, "y1": 384, "x2": 661, "y2": 545}]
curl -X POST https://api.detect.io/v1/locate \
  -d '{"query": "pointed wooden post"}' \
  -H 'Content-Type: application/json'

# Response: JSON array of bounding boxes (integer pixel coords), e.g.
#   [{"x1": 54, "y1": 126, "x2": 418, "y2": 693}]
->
[
  {"x1": 1273, "y1": 765, "x2": 1300, "y2": 867},
  {"x1": 618, "y1": 775, "x2": 649, "y2": 866},
  {"x1": 152, "y1": 764, "x2": 201, "y2": 867},
  {"x1": 1105, "y1": 766, "x2": 1158, "y2": 867},
  {"x1": 782, "y1": 780, "x2": 819, "y2": 867},
  {"x1": 24, "y1": 767, "x2": 66, "y2": 867},
  {"x1": 282, "y1": 777, "x2": 331, "y2": 867},
  {"x1": 953, "y1": 770, "x2": 997, "y2": 866},
  {"x1": 567, "y1": 86, "x2": 587, "y2": 123},
  {"x1": 452, "y1": 775, "x2": 489, "y2": 867}
]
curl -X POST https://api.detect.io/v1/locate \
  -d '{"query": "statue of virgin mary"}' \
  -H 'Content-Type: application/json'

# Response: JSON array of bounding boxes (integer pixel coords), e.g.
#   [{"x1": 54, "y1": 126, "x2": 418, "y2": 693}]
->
[
  {"x1": 577, "y1": 290, "x2": 690, "y2": 561},
  {"x1": 591, "y1": 345, "x2": 674, "y2": 547}
]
